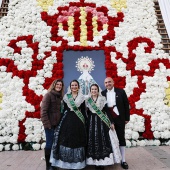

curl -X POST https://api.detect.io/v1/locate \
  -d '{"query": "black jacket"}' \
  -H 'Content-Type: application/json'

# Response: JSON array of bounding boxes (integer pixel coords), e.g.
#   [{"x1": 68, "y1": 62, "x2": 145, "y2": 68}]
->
[{"x1": 101, "y1": 87, "x2": 130, "y2": 121}]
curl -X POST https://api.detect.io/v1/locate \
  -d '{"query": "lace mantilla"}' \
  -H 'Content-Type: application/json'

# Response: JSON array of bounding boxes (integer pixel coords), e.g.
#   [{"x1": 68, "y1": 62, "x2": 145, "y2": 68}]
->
[
  {"x1": 86, "y1": 96, "x2": 107, "y2": 113},
  {"x1": 63, "y1": 91, "x2": 85, "y2": 111},
  {"x1": 109, "y1": 129, "x2": 122, "y2": 163}
]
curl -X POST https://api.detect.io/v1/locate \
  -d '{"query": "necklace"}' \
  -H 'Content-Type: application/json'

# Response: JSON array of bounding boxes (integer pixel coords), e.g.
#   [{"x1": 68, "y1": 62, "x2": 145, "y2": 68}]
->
[
  {"x1": 92, "y1": 96, "x2": 98, "y2": 103},
  {"x1": 72, "y1": 93, "x2": 78, "y2": 100}
]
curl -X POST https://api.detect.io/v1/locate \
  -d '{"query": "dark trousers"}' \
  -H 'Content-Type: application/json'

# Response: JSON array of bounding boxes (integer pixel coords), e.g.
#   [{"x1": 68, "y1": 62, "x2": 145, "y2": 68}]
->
[
  {"x1": 113, "y1": 116, "x2": 126, "y2": 146},
  {"x1": 45, "y1": 128, "x2": 55, "y2": 149},
  {"x1": 44, "y1": 127, "x2": 55, "y2": 169}
]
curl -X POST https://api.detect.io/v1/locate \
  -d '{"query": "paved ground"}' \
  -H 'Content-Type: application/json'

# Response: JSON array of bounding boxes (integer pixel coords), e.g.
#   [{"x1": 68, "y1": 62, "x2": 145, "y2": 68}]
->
[{"x1": 0, "y1": 146, "x2": 170, "y2": 170}]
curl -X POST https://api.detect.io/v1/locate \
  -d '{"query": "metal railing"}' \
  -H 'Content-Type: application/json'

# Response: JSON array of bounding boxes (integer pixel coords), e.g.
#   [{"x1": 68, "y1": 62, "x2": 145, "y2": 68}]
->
[
  {"x1": 154, "y1": 1, "x2": 170, "y2": 55},
  {"x1": 0, "y1": 0, "x2": 9, "y2": 19}
]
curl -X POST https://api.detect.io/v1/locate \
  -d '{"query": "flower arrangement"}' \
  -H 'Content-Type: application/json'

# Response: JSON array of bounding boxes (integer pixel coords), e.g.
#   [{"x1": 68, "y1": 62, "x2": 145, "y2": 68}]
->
[{"x1": 0, "y1": 0, "x2": 170, "y2": 151}]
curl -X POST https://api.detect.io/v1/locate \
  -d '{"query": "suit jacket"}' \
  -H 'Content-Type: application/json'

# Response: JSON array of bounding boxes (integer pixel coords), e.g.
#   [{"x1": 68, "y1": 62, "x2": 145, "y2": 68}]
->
[{"x1": 102, "y1": 87, "x2": 130, "y2": 122}]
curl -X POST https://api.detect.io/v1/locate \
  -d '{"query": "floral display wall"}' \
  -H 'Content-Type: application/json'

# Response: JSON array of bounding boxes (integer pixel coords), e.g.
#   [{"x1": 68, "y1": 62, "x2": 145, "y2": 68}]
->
[{"x1": 0, "y1": 0, "x2": 170, "y2": 151}]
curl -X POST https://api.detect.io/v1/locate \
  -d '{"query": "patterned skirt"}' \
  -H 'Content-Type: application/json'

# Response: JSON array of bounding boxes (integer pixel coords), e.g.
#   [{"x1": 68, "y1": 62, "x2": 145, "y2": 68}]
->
[
  {"x1": 50, "y1": 111, "x2": 86, "y2": 169},
  {"x1": 86, "y1": 113, "x2": 121, "y2": 166}
]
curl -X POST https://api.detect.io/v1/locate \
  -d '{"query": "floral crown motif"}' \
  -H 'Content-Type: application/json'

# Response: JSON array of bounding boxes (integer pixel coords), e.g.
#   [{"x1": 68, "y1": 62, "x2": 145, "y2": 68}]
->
[{"x1": 76, "y1": 56, "x2": 95, "y2": 73}]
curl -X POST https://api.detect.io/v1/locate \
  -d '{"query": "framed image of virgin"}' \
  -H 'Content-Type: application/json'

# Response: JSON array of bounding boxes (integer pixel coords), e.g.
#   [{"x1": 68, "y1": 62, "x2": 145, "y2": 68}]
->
[{"x1": 63, "y1": 50, "x2": 106, "y2": 94}]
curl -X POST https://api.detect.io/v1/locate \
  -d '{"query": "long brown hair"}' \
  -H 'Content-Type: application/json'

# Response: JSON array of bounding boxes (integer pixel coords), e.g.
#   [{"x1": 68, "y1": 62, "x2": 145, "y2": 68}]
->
[{"x1": 48, "y1": 79, "x2": 64, "y2": 96}]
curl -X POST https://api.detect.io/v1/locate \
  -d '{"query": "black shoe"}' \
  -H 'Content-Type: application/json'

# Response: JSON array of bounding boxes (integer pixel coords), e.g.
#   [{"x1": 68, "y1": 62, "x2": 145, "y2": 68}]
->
[{"x1": 121, "y1": 162, "x2": 128, "y2": 169}]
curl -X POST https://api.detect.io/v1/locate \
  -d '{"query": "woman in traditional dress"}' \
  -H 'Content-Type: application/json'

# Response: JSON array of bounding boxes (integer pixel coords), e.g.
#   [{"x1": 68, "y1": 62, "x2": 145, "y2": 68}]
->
[
  {"x1": 86, "y1": 84, "x2": 121, "y2": 169},
  {"x1": 50, "y1": 80, "x2": 87, "y2": 169}
]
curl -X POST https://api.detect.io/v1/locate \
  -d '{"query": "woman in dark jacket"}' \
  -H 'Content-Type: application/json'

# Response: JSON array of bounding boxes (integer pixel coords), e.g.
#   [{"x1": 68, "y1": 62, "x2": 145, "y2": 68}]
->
[{"x1": 41, "y1": 79, "x2": 64, "y2": 170}]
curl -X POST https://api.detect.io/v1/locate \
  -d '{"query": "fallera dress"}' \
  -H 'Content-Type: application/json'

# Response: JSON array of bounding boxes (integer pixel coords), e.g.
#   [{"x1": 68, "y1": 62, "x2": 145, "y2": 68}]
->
[
  {"x1": 86, "y1": 95, "x2": 121, "y2": 166},
  {"x1": 50, "y1": 91, "x2": 87, "y2": 169}
]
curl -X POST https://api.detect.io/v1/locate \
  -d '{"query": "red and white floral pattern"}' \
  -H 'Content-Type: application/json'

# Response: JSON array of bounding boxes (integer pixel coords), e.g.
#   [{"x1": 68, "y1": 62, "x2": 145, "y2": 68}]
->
[{"x1": 0, "y1": 0, "x2": 170, "y2": 150}]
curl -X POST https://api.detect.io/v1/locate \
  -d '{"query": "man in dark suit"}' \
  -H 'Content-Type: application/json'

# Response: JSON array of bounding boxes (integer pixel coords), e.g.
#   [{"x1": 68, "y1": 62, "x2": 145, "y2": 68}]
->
[{"x1": 102, "y1": 77, "x2": 130, "y2": 169}]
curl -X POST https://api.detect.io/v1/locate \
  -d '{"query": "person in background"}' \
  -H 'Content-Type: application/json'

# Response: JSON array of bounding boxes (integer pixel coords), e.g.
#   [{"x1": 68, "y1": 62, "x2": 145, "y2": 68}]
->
[
  {"x1": 41, "y1": 79, "x2": 64, "y2": 170},
  {"x1": 50, "y1": 80, "x2": 87, "y2": 170},
  {"x1": 86, "y1": 84, "x2": 121, "y2": 170},
  {"x1": 102, "y1": 77, "x2": 130, "y2": 169}
]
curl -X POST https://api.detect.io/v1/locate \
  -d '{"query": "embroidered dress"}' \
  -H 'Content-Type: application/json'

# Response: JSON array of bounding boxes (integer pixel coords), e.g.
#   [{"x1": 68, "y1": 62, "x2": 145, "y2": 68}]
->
[
  {"x1": 50, "y1": 91, "x2": 87, "y2": 169},
  {"x1": 86, "y1": 96, "x2": 121, "y2": 166}
]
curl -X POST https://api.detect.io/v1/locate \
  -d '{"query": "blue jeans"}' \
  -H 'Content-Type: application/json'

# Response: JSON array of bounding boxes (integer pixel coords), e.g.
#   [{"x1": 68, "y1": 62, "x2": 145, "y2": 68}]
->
[{"x1": 45, "y1": 128, "x2": 55, "y2": 149}]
